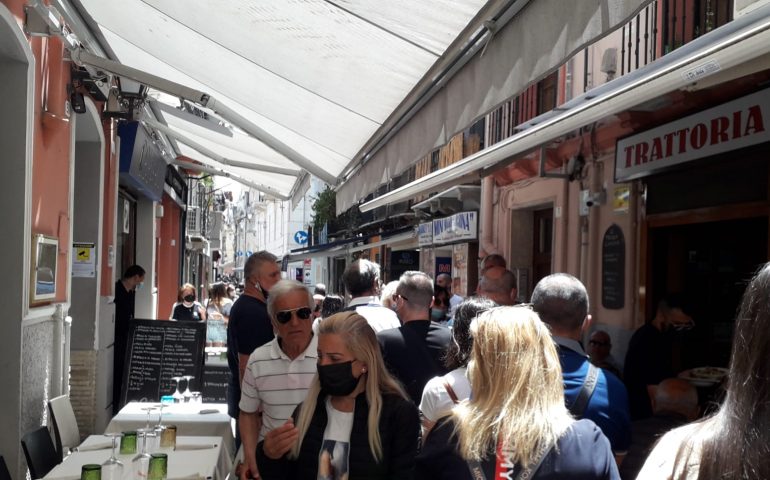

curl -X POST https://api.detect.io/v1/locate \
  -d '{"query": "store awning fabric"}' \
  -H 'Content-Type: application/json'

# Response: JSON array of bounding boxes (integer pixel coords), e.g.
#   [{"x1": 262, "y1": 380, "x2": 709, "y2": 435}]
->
[
  {"x1": 359, "y1": 3, "x2": 770, "y2": 212},
  {"x1": 68, "y1": 0, "x2": 655, "y2": 203},
  {"x1": 71, "y1": 0, "x2": 488, "y2": 199}
]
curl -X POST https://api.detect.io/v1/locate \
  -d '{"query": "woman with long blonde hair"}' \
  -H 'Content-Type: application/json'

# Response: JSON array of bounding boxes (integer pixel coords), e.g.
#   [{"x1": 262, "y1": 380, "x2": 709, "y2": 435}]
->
[
  {"x1": 417, "y1": 306, "x2": 618, "y2": 479},
  {"x1": 256, "y1": 311, "x2": 420, "y2": 479}
]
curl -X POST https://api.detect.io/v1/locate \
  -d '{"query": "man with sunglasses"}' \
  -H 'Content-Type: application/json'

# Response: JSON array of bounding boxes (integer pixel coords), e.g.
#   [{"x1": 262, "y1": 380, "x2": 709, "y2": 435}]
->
[
  {"x1": 239, "y1": 280, "x2": 318, "y2": 480},
  {"x1": 377, "y1": 271, "x2": 452, "y2": 404}
]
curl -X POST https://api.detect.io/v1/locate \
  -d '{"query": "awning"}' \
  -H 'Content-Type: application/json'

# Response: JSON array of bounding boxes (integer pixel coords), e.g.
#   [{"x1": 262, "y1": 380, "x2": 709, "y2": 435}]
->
[
  {"x1": 68, "y1": 0, "x2": 489, "y2": 196},
  {"x1": 359, "y1": 4, "x2": 770, "y2": 212},
  {"x1": 347, "y1": 231, "x2": 416, "y2": 254},
  {"x1": 411, "y1": 185, "x2": 481, "y2": 217},
  {"x1": 337, "y1": 0, "x2": 656, "y2": 212}
]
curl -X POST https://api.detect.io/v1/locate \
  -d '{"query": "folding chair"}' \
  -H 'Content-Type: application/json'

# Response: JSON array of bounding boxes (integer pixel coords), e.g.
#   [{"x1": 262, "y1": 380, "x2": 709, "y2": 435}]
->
[
  {"x1": 48, "y1": 394, "x2": 81, "y2": 459},
  {"x1": 20, "y1": 427, "x2": 60, "y2": 479}
]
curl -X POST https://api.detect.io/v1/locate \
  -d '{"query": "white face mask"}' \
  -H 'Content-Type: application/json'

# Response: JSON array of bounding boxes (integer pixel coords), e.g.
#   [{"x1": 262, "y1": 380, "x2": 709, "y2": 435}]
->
[{"x1": 135, "y1": 282, "x2": 144, "y2": 291}]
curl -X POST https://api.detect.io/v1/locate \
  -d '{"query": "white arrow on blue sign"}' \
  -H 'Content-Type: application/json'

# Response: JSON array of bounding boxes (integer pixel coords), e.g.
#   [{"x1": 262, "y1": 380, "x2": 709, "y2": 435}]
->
[{"x1": 294, "y1": 230, "x2": 309, "y2": 245}]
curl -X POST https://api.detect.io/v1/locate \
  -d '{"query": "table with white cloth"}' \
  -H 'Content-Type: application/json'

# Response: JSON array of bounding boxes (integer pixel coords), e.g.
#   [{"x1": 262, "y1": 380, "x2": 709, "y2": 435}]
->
[
  {"x1": 43, "y1": 435, "x2": 226, "y2": 480},
  {"x1": 105, "y1": 402, "x2": 234, "y2": 464}
]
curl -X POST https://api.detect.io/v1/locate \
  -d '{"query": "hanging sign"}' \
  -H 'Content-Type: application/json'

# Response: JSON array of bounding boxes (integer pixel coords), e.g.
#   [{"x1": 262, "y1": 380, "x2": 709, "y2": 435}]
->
[
  {"x1": 418, "y1": 222, "x2": 433, "y2": 246},
  {"x1": 433, "y1": 211, "x2": 478, "y2": 245},
  {"x1": 615, "y1": 88, "x2": 770, "y2": 182}
]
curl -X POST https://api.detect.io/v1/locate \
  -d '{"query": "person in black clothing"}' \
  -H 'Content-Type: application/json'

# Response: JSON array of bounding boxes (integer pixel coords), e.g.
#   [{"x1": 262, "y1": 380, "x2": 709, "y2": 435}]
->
[
  {"x1": 169, "y1": 283, "x2": 206, "y2": 321},
  {"x1": 227, "y1": 251, "x2": 281, "y2": 447},
  {"x1": 417, "y1": 306, "x2": 618, "y2": 479},
  {"x1": 619, "y1": 378, "x2": 698, "y2": 479},
  {"x1": 377, "y1": 271, "x2": 452, "y2": 404},
  {"x1": 624, "y1": 295, "x2": 694, "y2": 419},
  {"x1": 113, "y1": 264, "x2": 145, "y2": 414},
  {"x1": 257, "y1": 311, "x2": 420, "y2": 479}
]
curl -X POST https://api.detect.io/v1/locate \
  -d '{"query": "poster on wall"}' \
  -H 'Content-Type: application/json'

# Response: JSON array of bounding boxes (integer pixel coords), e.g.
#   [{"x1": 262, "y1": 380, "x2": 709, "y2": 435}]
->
[
  {"x1": 72, "y1": 242, "x2": 96, "y2": 278},
  {"x1": 435, "y1": 257, "x2": 452, "y2": 279}
]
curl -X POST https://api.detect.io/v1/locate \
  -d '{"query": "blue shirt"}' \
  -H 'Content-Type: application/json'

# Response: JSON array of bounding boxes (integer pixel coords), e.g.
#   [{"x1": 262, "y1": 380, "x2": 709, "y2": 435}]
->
[{"x1": 555, "y1": 336, "x2": 632, "y2": 454}]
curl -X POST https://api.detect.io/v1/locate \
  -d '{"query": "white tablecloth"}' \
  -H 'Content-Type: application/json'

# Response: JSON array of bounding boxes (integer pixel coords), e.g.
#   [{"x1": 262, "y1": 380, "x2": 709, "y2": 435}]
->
[
  {"x1": 105, "y1": 403, "x2": 234, "y2": 464},
  {"x1": 44, "y1": 435, "x2": 226, "y2": 480}
]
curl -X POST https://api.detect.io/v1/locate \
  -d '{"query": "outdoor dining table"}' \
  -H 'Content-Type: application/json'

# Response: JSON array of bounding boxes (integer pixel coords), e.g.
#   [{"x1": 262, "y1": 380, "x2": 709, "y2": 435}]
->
[
  {"x1": 105, "y1": 402, "x2": 234, "y2": 463},
  {"x1": 43, "y1": 435, "x2": 226, "y2": 480}
]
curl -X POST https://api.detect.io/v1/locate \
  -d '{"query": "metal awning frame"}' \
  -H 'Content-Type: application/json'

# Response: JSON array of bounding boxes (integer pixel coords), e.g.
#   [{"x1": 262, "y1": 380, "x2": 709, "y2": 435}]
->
[{"x1": 359, "y1": 3, "x2": 770, "y2": 212}]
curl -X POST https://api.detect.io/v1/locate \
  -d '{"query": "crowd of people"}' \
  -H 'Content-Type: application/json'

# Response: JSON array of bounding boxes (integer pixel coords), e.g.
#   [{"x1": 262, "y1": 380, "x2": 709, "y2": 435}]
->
[{"x1": 115, "y1": 253, "x2": 770, "y2": 479}]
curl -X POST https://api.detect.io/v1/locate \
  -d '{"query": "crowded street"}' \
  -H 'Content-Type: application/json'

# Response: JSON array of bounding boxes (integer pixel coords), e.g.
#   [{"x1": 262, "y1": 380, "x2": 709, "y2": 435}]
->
[{"x1": 1, "y1": 0, "x2": 770, "y2": 479}]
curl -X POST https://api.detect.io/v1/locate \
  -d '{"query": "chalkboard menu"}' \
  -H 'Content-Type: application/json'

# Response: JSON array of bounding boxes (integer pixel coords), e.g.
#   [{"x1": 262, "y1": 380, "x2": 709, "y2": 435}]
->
[
  {"x1": 602, "y1": 224, "x2": 625, "y2": 309},
  {"x1": 202, "y1": 363, "x2": 229, "y2": 404},
  {"x1": 120, "y1": 319, "x2": 206, "y2": 407}
]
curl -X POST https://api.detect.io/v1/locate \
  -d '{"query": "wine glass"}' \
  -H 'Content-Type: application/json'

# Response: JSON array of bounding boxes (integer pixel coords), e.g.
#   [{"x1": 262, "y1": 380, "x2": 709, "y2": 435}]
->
[
  {"x1": 182, "y1": 376, "x2": 194, "y2": 403},
  {"x1": 132, "y1": 428, "x2": 155, "y2": 479},
  {"x1": 171, "y1": 377, "x2": 184, "y2": 403},
  {"x1": 140, "y1": 405, "x2": 158, "y2": 430},
  {"x1": 102, "y1": 433, "x2": 124, "y2": 480}
]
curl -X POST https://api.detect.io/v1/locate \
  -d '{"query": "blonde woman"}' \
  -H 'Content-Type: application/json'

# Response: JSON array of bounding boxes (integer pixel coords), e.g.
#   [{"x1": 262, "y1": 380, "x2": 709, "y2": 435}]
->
[
  {"x1": 256, "y1": 311, "x2": 420, "y2": 479},
  {"x1": 416, "y1": 306, "x2": 619, "y2": 479}
]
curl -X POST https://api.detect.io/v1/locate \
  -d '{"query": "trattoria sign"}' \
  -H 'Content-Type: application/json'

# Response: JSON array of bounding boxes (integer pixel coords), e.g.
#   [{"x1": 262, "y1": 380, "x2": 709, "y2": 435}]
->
[{"x1": 615, "y1": 89, "x2": 769, "y2": 182}]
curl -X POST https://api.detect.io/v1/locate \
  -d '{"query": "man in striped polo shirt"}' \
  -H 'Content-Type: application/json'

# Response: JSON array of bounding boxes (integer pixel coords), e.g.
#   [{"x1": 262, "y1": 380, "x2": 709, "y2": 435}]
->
[{"x1": 239, "y1": 280, "x2": 318, "y2": 480}]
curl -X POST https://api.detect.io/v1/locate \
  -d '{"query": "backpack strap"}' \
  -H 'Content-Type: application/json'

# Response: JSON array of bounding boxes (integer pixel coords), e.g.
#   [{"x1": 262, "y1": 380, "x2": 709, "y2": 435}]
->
[
  {"x1": 568, "y1": 363, "x2": 600, "y2": 418},
  {"x1": 443, "y1": 380, "x2": 460, "y2": 404}
]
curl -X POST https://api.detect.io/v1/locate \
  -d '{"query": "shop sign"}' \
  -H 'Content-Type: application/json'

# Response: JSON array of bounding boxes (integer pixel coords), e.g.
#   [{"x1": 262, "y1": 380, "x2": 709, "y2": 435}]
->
[
  {"x1": 615, "y1": 88, "x2": 770, "y2": 182},
  {"x1": 432, "y1": 211, "x2": 478, "y2": 245},
  {"x1": 418, "y1": 222, "x2": 433, "y2": 246}
]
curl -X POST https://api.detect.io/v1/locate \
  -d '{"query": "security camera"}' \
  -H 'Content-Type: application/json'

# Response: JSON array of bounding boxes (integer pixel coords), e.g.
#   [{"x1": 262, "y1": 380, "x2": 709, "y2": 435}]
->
[{"x1": 585, "y1": 190, "x2": 607, "y2": 208}]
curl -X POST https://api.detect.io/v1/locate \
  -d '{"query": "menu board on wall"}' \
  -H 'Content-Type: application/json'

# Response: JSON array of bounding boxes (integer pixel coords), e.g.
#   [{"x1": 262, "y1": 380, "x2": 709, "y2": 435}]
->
[
  {"x1": 121, "y1": 319, "x2": 206, "y2": 407},
  {"x1": 601, "y1": 224, "x2": 625, "y2": 310}
]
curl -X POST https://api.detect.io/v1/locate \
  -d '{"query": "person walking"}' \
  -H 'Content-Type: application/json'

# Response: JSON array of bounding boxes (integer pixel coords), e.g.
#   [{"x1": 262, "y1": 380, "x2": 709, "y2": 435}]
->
[
  {"x1": 256, "y1": 311, "x2": 420, "y2": 479},
  {"x1": 416, "y1": 306, "x2": 619, "y2": 479},
  {"x1": 113, "y1": 264, "x2": 145, "y2": 415}
]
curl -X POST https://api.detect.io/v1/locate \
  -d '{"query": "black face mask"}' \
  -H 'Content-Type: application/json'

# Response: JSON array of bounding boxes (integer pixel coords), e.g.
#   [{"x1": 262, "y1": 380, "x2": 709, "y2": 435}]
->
[
  {"x1": 317, "y1": 361, "x2": 360, "y2": 397},
  {"x1": 183, "y1": 294, "x2": 195, "y2": 303}
]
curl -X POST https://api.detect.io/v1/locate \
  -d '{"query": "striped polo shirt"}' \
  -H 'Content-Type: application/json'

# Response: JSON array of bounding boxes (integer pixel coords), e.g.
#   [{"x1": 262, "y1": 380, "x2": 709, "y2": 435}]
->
[{"x1": 239, "y1": 334, "x2": 318, "y2": 440}]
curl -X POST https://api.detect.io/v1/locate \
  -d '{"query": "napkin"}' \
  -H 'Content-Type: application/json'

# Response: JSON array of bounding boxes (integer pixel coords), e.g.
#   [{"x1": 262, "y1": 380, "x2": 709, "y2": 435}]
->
[
  {"x1": 174, "y1": 443, "x2": 218, "y2": 451},
  {"x1": 74, "y1": 442, "x2": 113, "y2": 452}
]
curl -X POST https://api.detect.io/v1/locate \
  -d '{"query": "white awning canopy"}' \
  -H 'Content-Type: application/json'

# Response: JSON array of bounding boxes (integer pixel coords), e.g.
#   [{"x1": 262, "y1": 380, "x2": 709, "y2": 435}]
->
[
  {"x1": 69, "y1": 0, "x2": 489, "y2": 197},
  {"x1": 359, "y1": 3, "x2": 770, "y2": 212}
]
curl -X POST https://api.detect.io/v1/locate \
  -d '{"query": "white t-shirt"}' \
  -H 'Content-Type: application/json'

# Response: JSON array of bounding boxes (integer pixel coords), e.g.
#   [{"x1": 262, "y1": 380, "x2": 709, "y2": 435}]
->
[
  {"x1": 318, "y1": 398, "x2": 354, "y2": 480},
  {"x1": 419, "y1": 367, "x2": 471, "y2": 423},
  {"x1": 348, "y1": 296, "x2": 400, "y2": 332}
]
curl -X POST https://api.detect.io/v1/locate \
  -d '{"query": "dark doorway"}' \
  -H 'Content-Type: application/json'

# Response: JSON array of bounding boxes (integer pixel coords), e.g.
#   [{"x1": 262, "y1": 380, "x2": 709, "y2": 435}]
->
[
  {"x1": 648, "y1": 216, "x2": 768, "y2": 368},
  {"x1": 532, "y1": 208, "x2": 553, "y2": 288}
]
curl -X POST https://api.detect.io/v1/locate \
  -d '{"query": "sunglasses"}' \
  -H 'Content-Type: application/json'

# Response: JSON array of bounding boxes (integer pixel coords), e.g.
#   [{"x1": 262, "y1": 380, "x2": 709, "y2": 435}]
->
[{"x1": 275, "y1": 307, "x2": 313, "y2": 324}]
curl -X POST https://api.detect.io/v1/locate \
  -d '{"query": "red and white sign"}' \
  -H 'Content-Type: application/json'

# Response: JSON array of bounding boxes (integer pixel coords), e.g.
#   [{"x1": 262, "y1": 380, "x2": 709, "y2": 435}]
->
[{"x1": 615, "y1": 89, "x2": 770, "y2": 182}]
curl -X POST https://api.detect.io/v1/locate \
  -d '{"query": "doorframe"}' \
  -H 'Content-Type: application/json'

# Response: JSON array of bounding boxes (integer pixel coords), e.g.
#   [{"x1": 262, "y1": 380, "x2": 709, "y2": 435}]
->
[{"x1": 640, "y1": 200, "x2": 770, "y2": 324}]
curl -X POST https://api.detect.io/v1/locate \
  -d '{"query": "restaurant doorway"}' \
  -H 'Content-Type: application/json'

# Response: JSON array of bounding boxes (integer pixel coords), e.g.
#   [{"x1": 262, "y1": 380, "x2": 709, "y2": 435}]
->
[{"x1": 646, "y1": 215, "x2": 768, "y2": 369}]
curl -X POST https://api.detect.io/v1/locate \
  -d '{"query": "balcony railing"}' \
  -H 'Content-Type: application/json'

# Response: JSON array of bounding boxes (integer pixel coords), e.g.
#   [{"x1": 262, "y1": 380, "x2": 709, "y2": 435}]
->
[{"x1": 621, "y1": 0, "x2": 733, "y2": 76}]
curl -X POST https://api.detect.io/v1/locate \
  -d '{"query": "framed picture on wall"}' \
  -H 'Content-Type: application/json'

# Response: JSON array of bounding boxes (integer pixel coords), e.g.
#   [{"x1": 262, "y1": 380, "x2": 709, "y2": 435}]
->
[{"x1": 31, "y1": 234, "x2": 58, "y2": 303}]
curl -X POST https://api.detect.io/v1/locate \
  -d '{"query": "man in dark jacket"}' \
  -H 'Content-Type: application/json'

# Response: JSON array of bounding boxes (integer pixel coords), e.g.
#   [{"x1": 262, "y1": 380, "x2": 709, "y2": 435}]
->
[
  {"x1": 377, "y1": 271, "x2": 452, "y2": 404},
  {"x1": 113, "y1": 264, "x2": 144, "y2": 414}
]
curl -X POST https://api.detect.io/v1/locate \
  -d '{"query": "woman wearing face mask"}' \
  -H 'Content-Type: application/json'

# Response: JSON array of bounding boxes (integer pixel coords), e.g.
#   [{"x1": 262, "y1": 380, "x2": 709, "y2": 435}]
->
[
  {"x1": 170, "y1": 283, "x2": 207, "y2": 322},
  {"x1": 256, "y1": 311, "x2": 420, "y2": 479},
  {"x1": 431, "y1": 286, "x2": 451, "y2": 323}
]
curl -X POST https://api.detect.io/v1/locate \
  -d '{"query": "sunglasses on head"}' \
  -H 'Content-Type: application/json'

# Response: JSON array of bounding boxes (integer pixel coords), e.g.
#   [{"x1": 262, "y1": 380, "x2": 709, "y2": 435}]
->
[{"x1": 276, "y1": 307, "x2": 313, "y2": 324}]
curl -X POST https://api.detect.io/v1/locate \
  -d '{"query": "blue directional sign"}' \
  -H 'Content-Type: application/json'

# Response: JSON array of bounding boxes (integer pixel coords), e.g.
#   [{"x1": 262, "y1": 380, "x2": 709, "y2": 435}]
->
[
  {"x1": 246, "y1": 250, "x2": 253, "y2": 257},
  {"x1": 294, "y1": 230, "x2": 309, "y2": 245},
  {"x1": 236, "y1": 250, "x2": 243, "y2": 257}
]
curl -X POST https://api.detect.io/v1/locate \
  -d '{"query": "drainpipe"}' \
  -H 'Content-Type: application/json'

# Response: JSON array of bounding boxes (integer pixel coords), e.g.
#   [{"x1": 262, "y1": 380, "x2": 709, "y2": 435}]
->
[
  {"x1": 586, "y1": 160, "x2": 604, "y2": 308},
  {"x1": 51, "y1": 304, "x2": 68, "y2": 398},
  {"x1": 62, "y1": 315, "x2": 72, "y2": 396},
  {"x1": 479, "y1": 176, "x2": 499, "y2": 259}
]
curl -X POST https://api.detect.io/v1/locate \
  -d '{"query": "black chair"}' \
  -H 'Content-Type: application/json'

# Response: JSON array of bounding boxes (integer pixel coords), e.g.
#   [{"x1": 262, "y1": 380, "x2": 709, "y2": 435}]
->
[
  {"x1": 0, "y1": 455, "x2": 12, "y2": 480},
  {"x1": 21, "y1": 427, "x2": 60, "y2": 479}
]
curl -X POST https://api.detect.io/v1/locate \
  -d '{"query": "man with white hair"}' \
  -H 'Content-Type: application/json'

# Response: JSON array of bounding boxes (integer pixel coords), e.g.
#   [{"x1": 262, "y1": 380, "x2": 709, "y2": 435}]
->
[
  {"x1": 341, "y1": 259, "x2": 400, "y2": 332},
  {"x1": 239, "y1": 280, "x2": 318, "y2": 480}
]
